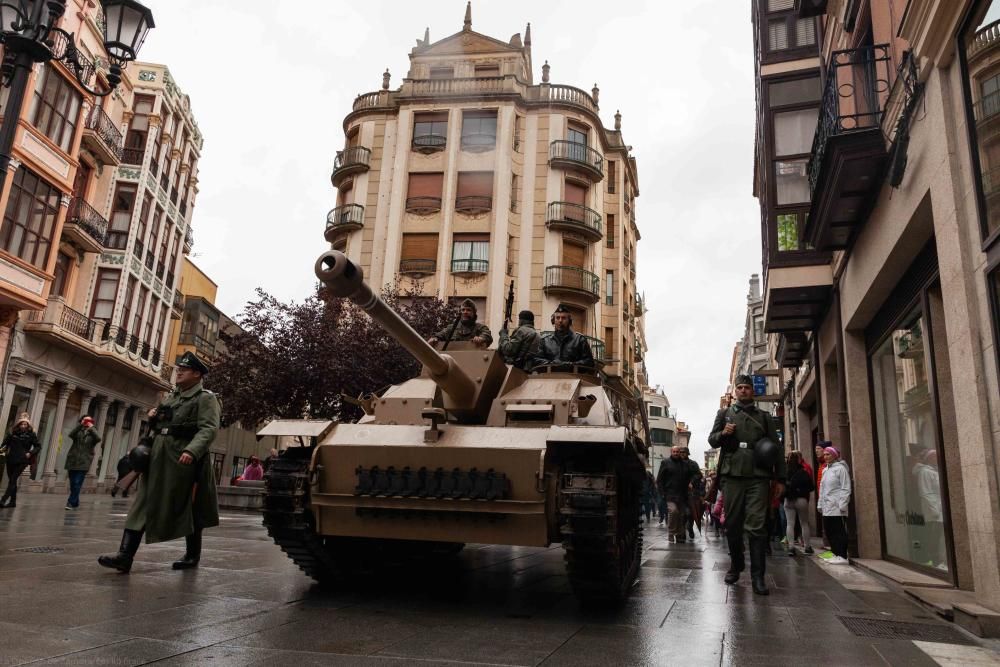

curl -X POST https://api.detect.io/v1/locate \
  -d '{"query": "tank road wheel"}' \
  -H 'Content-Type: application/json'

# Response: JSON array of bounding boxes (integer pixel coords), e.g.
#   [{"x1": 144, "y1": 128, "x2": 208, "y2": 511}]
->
[{"x1": 559, "y1": 466, "x2": 643, "y2": 604}]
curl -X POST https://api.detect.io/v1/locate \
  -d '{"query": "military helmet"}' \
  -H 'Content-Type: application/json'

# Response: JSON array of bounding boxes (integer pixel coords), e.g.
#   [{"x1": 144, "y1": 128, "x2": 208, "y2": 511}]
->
[
  {"x1": 128, "y1": 442, "x2": 151, "y2": 473},
  {"x1": 753, "y1": 437, "x2": 782, "y2": 471}
]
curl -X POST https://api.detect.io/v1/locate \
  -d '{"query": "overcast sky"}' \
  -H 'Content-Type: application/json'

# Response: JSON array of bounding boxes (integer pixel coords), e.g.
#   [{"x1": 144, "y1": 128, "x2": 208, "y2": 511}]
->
[{"x1": 138, "y1": 0, "x2": 761, "y2": 462}]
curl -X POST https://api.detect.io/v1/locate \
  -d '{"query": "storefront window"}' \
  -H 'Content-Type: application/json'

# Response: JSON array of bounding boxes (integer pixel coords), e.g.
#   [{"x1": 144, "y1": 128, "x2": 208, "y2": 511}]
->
[{"x1": 871, "y1": 307, "x2": 949, "y2": 573}]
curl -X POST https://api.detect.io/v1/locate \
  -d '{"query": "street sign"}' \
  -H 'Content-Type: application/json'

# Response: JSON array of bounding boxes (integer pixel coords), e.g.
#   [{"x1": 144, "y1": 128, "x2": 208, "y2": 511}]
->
[{"x1": 752, "y1": 374, "x2": 767, "y2": 396}]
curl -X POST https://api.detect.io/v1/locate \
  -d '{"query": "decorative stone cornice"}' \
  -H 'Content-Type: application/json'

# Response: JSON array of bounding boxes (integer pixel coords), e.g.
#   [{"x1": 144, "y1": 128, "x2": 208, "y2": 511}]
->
[{"x1": 6, "y1": 157, "x2": 21, "y2": 173}]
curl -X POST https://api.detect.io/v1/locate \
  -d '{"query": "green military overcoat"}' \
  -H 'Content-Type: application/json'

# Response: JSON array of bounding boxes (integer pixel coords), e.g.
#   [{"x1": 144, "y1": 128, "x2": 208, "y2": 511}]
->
[
  {"x1": 707, "y1": 403, "x2": 786, "y2": 479},
  {"x1": 64, "y1": 425, "x2": 102, "y2": 472},
  {"x1": 498, "y1": 324, "x2": 541, "y2": 369},
  {"x1": 126, "y1": 381, "x2": 221, "y2": 544},
  {"x1": 433, "y1": 320, "x2": 493, "y2": 345}
]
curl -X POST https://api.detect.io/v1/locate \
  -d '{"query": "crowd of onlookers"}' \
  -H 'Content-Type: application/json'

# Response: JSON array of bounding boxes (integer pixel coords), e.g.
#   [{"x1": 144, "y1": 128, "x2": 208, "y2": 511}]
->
[{"x1": 647, "y1": 441, "x2": 853, "y2": 564}]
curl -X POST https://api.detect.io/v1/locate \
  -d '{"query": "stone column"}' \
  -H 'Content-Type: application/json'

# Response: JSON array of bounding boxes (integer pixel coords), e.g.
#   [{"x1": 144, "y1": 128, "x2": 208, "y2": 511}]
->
[
  {"x1": 99, "y1": 401, "x2": 126, "y2": 487},
  {"x1": 86, "y1": 398, "x2": 110, "y2": 481},
  {"x1": 41, "y1": 383, "x2": 75, "y2": 490},
  {"x1": 0, "y1": 363, "x2": 26, "y2": 430},
  {"x1": 27, "y1": 375, "x2": 55, "y2": 430}
]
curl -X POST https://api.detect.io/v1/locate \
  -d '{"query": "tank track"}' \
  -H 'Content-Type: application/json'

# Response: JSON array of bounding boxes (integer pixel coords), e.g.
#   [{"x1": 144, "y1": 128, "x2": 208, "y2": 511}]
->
[
  {"x1": 559, "y1": 466, "x2": 643, "y2": 603},
  {"x1": 262, "y1": 450, "x2": 347, "y2": 584}
]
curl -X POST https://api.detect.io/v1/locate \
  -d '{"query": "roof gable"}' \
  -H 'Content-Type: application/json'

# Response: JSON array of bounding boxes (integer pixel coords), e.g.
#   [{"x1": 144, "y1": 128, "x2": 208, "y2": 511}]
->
[{"x1": 414, "y1": 29, "x2": 522, "y2": 58}]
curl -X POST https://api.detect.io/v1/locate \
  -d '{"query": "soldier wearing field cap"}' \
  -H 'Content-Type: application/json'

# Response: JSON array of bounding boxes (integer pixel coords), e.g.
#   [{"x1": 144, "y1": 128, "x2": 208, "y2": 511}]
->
[
  {"x1": 428, "y1": 298, "x2": 492, "y2": 348},
  {"x1": 99, "y1": 351, "x2": 221, "y2": 573},
  {"x1": 708, "y1": 373, "x2": 785, "y2": 595}
]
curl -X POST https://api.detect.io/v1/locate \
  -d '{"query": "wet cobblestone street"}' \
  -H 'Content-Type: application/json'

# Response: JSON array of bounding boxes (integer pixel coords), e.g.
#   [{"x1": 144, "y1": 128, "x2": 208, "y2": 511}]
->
[{"x1": 1, "y1": 494, "x2": 997, "y2": 666}]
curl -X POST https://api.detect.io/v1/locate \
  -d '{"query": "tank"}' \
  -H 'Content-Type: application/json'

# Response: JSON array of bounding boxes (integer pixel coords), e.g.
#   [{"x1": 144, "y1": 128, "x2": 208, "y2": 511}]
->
[{"x1": 262, "y1": 250, "x2": 650, "y2": 603}]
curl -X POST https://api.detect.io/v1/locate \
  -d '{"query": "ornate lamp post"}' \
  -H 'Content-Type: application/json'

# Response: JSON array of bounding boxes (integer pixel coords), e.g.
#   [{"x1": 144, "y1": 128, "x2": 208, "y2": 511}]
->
[{"x1": 0, "y1": 0, "x2": 154, "y2": 188}]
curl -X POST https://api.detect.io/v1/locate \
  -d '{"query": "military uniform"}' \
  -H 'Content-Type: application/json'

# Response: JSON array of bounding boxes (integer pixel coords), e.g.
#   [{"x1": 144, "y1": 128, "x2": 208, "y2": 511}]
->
[
  {"x1": 534, "y1": 330, "x2": 594, "y2": 367},
  {"x1": 126, "y1": 380, "x2": 221, "y2": 543},
  {"x1": 708, "y1": 396, "x2": 785, "y2": 592},
  {"x1": 499, "y1": 323, "x2": 540, "y2": 369},
  {"x1": 432, "y1": 320, "x2": 492, "y2": 345}
]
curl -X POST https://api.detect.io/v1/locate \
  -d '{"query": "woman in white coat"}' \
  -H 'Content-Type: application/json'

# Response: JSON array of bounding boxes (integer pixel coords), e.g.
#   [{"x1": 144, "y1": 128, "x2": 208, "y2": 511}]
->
[{"x1": 818, "y1": 445, "x2": 851, "y2": 564}]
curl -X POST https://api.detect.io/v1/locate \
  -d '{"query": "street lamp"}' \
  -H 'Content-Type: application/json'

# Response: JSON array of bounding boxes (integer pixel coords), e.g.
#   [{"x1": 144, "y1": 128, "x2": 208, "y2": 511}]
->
[{"x1": 0, "y1": 0, "x2": 154, "y2": 185}]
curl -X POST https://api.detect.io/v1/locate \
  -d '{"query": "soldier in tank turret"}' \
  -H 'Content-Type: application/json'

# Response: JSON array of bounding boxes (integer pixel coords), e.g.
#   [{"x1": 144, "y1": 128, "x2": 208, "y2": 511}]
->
[
  {"x1": 533, "y1": 304, "x2": 594, "y2": 368},
  {"x1": 499, "y1": 309, "x2": 541, "y2": 370},
  {"x1": 428, "y1": 298, "x2": 492, "y2": 349}
]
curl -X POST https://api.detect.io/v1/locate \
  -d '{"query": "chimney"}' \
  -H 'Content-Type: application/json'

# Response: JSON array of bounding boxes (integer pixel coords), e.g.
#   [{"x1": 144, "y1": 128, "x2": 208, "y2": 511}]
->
[{"x1": 749, "y1": 273, "x2": 760, "y2": 302}]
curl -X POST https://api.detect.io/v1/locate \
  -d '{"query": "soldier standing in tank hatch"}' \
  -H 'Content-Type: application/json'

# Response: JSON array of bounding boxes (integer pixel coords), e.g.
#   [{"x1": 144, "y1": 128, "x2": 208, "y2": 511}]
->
[
  {"x1": 534, "y1": 304, "x2": 594, "y2": 368},
  {"x1": 98, "y1": 351, "x2": 221, "y2": 573},
  {"x1": 427, "y1": 298, "x2": 492, "y2": 348},
  {"x1": 499, "y1": 309, "x2": 541, "y2": 370},
  {"x1": 708, "y1": 374, "x2": 785, "y2": 595}
]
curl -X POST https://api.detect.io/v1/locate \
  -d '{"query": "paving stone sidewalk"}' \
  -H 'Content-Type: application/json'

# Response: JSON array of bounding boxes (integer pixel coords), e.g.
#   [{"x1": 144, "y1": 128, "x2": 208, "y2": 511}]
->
[{"x1": 0, "y1": 493, "x2": 997, "y2": 666}]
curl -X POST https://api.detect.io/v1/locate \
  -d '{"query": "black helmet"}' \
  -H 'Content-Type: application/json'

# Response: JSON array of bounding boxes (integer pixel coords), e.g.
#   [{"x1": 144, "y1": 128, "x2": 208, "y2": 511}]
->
[
  {"x1": 128, "y1": 442, "x2": 152, "y2": 474},
  {"x1": 753, "y1": 437, "x2": 782, "y2": 471}
]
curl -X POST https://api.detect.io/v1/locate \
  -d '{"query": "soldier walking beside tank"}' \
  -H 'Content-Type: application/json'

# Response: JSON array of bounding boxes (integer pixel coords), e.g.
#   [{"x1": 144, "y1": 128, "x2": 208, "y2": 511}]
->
[
  {"x1": 534, "y1": 304, "x2": 594, "y2": 368},
  {"x1": 428, "y1": 299, "x2": 492, "y2": 348},
  {"x1": 708, "y1": 374, "x2": 785, "y2": 595},
  {"x1": 98, "y1": 351, "x2": 221, "y2": 573},
  {"x1": 499, "y1": 310, "x2": 541, "y2": 370}
]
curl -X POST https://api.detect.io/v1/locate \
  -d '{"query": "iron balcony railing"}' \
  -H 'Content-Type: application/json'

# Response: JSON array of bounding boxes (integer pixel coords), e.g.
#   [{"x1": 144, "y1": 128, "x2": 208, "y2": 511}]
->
[
  {"x1": 85, "y1": 105, "x2": 123, "y2": 159},
  {"x1": 332, "y1": 146, "x2": 371, "y2": 183},
  {"x1": 399, "y1": 258, "x2": 437, "y2": 275},
  {"x1": 545, "y1": 201, "x2": 602, "y2": 235},
  {"x1": 66, "y1": 197, "x2": 108, "y2": 245},
  {"x1": 178, "y1": 331, "x2": 217, "y2": 360},
  {"x1": 540, "y1": 331, "x2": 606, "y2": 360},
  {"x1": 549, "y1": 140, "x2": 604, "y2": 178},
  {"x1": 412, "y1": 133, "x2": 447, "y2": 152},
  {"x1": 454, "y1": 195, "x2": 492, "y2": 214},
  {"x1": 544, "y1": 265, "x2": 600, "y2": 298},
  {"x1": 60, "y1": 304, "x2": 97, "y2": 340},
  {"x1": 451, "y1": 258, "x2": 489, "y2": 274},
  {"x1": 101, "y1": 326, "x2": 162, "y2": 366},
  {"x1": 122, "y1": 147, "x2": 143, "y2": 165},
  {"x1": 325, "y1": 204, "x2": 365, "y2": 234},
  {"x1": 808, "y1": 43, "x2": 892, "y2": 196},
  {"x1": 173, "y1": 291, "x2": 185, "y2": 311},
  {"x1": 405, "y1": 196, "x2": 442, "y2": 214}
]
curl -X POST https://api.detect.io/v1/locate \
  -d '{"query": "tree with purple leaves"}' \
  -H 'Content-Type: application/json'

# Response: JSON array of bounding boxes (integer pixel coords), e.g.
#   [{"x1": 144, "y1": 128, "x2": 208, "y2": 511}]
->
[{"x1": 206, "y1": 282, "x2": 459, "y2": 427}]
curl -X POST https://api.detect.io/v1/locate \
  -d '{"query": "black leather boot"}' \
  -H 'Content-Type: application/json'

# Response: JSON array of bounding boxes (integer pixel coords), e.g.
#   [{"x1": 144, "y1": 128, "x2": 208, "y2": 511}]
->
[
  {"x1": 172, "y1": 530, "x2": 201, "y2": 570},
  {"x1": 724, "y1": 533, "x2": 745, "y2": 584},
  {"x1": 98, "y1": 529, "x2": 143, "y2": 573},
  {"x1": 749, "y1": 536, "x2": 769, "y2": 595}
]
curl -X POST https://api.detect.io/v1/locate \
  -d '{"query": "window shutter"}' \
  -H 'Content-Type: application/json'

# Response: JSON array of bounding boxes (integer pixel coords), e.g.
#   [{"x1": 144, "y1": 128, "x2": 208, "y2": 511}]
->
[
  {"x1": 407, "y1": 172, "x2": 443, "y2": 197},
  {"x1": 795, "y1": 18, "x2": 816, "y2": 47},
  {"x1": 456, "y1": 171, "x2": 494, "y2": 197},
  {"x1": 768, "y1": 19, "x2": 788, "y2": 50},
  {"x1": 562, "y1": 242, "x2": 585, "y2": 267},
  {"x1": 401, "y1": 233, "x2": 439, "y2": 260},
  {"x1": 767, "y1": 0, "x2": 794, "y2": 11},
  {"x1": 565, "y1": 182, "x2": 587, "y2": 206}
]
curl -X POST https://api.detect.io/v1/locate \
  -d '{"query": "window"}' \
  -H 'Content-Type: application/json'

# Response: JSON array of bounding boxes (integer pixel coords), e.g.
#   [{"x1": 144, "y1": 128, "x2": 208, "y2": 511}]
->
[
  {"x1": 605, "y1": 270, "x2": 614, "y2": 305},
  {"x1": 181, "y1": 297, "x2": 220, "y2": 356},
  {"x1": 106, "y1": 182, "x2": 136, "y2": 250},
  {"x1": 510, "y1": 174, "x2": 519, "y2": 212},
  {"x1": 650, "y1": 428, "x2": 672, "y2": 445},
  {"x1": 649, "y1": 405, "x2": 663, "y2": 418},
  {"x1": 513, "y1": 115, "x2": 523, "y2": 152},
  {"x1": 146, "y1": 207, "x2": 163, "y2": 269},
  {"x1": 406, "y1": 172, "x2": 444, "y2": 212},
  {"x1": 565, "y1": 182, "x2": 587, "y2": 207},
  {"x1": 607, "y1": 214, "x2": 615, "y2": 248},
  {"x1": 400, "y1": 233, "x2": 439, "y2": 273},
  {"x1": 764, "y1": 0, "x2": 816, "y2": 53},
  {"x1": 430, "y1": 66, "x2": 454, "y2": 79},
  {"x1": 152, "y1": 302, "x2": 168, "y2": 350},
  {"x1": 452, "y1": 234, "x2": 489, "y2": 273},
  {"x1": 456, "y1": 171, "x2": 493, "y2": 211},
  {"x1": 29, "y1": 66, "x2": 82, "y2": 152},
  {"x1": 134, "y1": 193, "x2": 152, "y2": 258},
  {"x1": 567, "y1": 122, "x2": 588, "y2": 146},
  {"x1": 412, "y1": 112, "x2": 448, "y2": 151},
  {"x1": 753, "y1": 316, "x2": 765, "y2": 346},
  {"x1": 605, "y1": 327, "x2": 614, "y2": 358},
  {"x1": 120, "y1": 275, "x2": 137, "y2": 333},
  {"x1": 461, "y1": 110, "x2": 497, "y2": 150},
  {"x1": 123, "y1": 94, "x2": 154, "y2": 165},
  {"x1": 1, "y1": 167, "x2": 60, "y2": 268},
  {"x1": 776, "y1": 212, "x2": 811, "y2": 252},
  {"x1": 89, "y1": 269, "x2": 120, "y2": 320},
  {"x1": 131, "y1": 286, "x2": 148, "y2": 336},
  {"x1": 607, "y1": 160, "x2": 616, "y2": 193},
  {"x1": 768, "y1": 78, "x2": 822, "y2": 106},
  {"x1": 51, "y1": 252, "x2": 72, "y2": 298},
  {"x1": 474, "y1": 64, "x2": 500, "y2": 77},
  {"x1": 773, "y1": 108, "x2": 818, "y2": 206}
]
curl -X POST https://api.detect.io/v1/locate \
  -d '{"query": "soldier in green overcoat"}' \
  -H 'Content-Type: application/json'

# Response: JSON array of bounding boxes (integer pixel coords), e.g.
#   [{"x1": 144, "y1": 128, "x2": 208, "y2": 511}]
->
[
  {"x1": 708, "y1": 374, "x2": 786, "y2": 595},
  {"x1": 498, "y1": 310, "x2": 541, "y2": 370},
  {"x1": 98, "y1": 351, "x2": 221, "y2": 573}
]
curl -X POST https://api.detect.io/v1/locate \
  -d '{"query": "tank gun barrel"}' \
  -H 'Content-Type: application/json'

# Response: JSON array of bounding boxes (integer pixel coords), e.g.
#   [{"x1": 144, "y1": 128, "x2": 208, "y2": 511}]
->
[{"x1": 315, "y1": 251, "x2": 476, "y2": 402}]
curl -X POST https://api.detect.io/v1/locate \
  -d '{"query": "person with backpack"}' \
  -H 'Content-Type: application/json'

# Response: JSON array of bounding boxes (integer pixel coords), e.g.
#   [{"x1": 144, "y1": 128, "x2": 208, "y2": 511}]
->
[{"x1": 784, "y1": 451, "x2": 815, "y2": 556}]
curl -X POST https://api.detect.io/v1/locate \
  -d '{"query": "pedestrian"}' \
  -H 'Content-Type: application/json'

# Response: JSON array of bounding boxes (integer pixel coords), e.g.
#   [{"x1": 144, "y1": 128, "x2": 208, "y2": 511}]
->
[
  {"x1": 656, "y1": 446, "x2": 694, "y2": 543},
  {"x1": 681, "y1": 447, "x2": 704, "y2": 538},
  {"x1": 818, "y1": 445, "x2": 851, "y2": 564},
  {"x1": 640, "y1": 472, "x2": 656, "y2": 523},
  {"x1": 98, "y1": 351, "x2": 221, "y2": 573},
  {"x1": 64, "y1": 416, "x2": 101, "y2": 510},
  {"x1": 711, "y1": 489, "x2": 726, "y2": 536},
  {"x1": 0, "y1": 413, "x2": 41, "y2": 508},
  {"x1": 784, "y1": 451, "x2": 815, "y2": 556},
  {"x1": 708, "y1": 374, "x2": 786, "y2": 595},
  {"x1": 111, "y1": 452, "x2": 133, "y2": 498},
  {"x1": 242, "y1": 455, "x2": 264, "y2": 481},
  {"x1": 499, "y1": 309, "x2": 541, "y2": 370},
  {"x1": 815, "y1": 441, "x2": 830, "y2": 547}
]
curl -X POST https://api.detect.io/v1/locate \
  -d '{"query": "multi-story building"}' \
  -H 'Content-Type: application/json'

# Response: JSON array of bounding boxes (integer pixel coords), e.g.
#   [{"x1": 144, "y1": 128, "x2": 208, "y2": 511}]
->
[
  {"x1": 729, "y1": 274, "x2": 780, "y2": 414},
  {"x1": 752, "y1": 0, "x2": 1000, "y2": 629},
  {"x1": 328, "y1": 8, "x2": 643, "y2": 387},
  {"x1": 643, "y1": 386, "x2": 675, "y2": 473},
  {"x1": 0, "y1": 52, "x2": 201, "y2": 494}
]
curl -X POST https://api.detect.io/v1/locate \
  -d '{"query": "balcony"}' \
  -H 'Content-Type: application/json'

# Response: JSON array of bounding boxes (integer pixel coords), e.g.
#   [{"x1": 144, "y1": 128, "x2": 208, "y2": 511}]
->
[
  {"x1": 412, "y1": 133, "x2": 447, "y2": 153},
  {"x1": 450, "y1": 258, "x2": 488, "y2": 275},
  {"x1": 63, "y1": 197, "x2": 108, "y2": 253},
  {"x1": 545, "y1": 202, "x2": 602, "y2": 243},
  {"x1": 171, "y1": 291, "x2": 184, "y2": 320},
  {"x1": 81, "y1": 106, "x2": 123, "y2": 165},
  {"x1": 178, "y1": 331, "x2": 218, "y2": 361},
  {"x1": 541, "y1": 331, "x2": 606, "y2": 361},
  {"x1": 405, "y1": 196, "x2": 442, "y2": 215},
  {"x1": 183, "y1": 227, "x2": 193, "y2": 254},
  {"x1": 543, "y1": 266, "x2": 600, "y2": 303},
  {"x1": 399, "y1": 258, "x2": 436, "y2": 277},
  {"x1": 549, "y1": 141, "x2": 604, "y2": 182},
  {"x1": 324, "y1": 204, "x2": 364, "y2": 241},
  {"x1": 763, "y1": 263, "x2": 833, "y2": 335},
  {"x1": 776, "y1": 331, "x2": 810, "y2": 368},
  {"x1": 122, "y1": 147, "x2": 143, "y2": 165},
  {"x1": 23, "y1": 299, "x2": 169, "y2": 388},
  {"x1": 454, "y1": 195, "x2": 492, "y2": 215},
  {"x1": 330, "y1": 146, "x2": 371, "y2": 188},
  {"x1": 805, "y1": 44, "x2": 891, "y2": 250}
]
